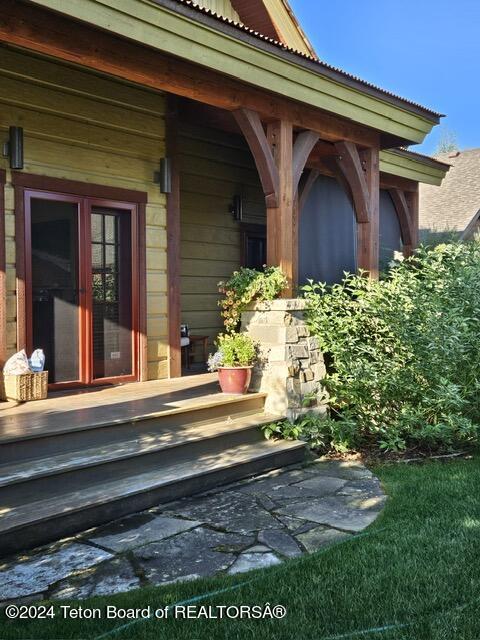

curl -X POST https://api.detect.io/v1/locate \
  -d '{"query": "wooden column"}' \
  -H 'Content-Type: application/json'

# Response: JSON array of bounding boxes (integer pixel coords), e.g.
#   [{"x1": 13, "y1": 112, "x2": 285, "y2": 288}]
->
[
  {"x1": 405, "y1": 185, "x2": 419, "y2": 248},
  {"x1": 359, "y1": 147, "x2": 380, "y2": 277},
  {"x1": 335, "y1": 141, "x2": 380, "y2": 278},
  {"x1": 266, "y1": 120, "x2": 295, "y2": 295},
  {"x1": 166, "y1": 97, "x2": 182, "y2": 378},
  {"x1": 234, "y1": 109, "x2": 319, "y2": 297}
]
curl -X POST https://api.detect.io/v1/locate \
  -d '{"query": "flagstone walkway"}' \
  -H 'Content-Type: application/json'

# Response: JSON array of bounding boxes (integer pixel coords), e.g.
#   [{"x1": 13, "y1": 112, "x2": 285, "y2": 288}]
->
[{"x1": 0, "y1": 459, "x2": 386, "y2": 604}]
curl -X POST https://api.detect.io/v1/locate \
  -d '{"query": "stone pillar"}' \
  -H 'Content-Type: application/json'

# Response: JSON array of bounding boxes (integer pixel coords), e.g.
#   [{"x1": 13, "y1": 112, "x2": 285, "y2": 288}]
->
[{"x1": 241, "y1": 299, "x2": 327, "y2": 419}]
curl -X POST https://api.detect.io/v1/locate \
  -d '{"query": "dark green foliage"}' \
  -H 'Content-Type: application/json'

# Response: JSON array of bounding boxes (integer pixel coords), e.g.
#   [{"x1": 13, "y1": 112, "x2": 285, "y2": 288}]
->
[{"x1": 302, "y1": 243, "x2": 480, "y2": 452}]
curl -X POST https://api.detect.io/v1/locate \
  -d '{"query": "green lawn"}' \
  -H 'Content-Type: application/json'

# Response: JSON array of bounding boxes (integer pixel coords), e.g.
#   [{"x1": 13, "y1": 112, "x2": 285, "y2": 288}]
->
[{"x1": 2, "y1": 456, "x2": 480, "y2": 640}]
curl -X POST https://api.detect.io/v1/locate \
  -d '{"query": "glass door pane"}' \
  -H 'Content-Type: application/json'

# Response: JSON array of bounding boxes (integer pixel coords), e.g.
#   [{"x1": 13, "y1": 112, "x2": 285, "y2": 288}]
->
[
  {"x1": 91, "y1": 207, "x2": 133, "y2": 379},
  {"x1": 30, "y1": 198, "x2": 81, "y2": 384}
]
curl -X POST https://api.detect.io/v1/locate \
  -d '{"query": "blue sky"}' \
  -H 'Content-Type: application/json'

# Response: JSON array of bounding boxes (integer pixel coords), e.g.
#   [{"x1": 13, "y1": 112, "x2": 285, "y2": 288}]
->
[{"x1": 289, "y1": 0, "x2": 480, "y2": 154}]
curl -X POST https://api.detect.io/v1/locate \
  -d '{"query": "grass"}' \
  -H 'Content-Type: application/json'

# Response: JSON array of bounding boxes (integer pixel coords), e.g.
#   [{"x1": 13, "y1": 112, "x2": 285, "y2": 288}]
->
[{"x1": 2, "y1": 455, "x2": 480, "y2": 639}]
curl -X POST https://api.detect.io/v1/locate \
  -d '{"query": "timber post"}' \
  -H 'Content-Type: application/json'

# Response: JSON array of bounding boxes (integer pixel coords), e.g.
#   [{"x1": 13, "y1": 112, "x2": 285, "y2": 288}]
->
[{"x1": 335, "y1": 142, "x2": 380, "y2": 278}]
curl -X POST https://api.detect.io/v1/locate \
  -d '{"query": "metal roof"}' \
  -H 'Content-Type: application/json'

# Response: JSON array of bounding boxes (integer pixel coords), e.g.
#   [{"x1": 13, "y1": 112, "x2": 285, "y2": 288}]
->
[{"x1": 165, "y1": 0, "x2": 443, "y2": 121}]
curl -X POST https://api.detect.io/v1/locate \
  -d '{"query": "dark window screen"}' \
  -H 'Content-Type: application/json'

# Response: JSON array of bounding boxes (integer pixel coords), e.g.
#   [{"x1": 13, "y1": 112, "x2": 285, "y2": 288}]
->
[
  {"x1": 379, "y1": 190, "x2": 403, "y2": 270},
  {"x1": 299, "y1": 174, "x2": 357, "y2": 285},
  {"x1": 31, "y1": 198, "x2": 80, "y2": 384},
  {"x1": 241, "y1": 225, "x2": 266, "y2": 270}
]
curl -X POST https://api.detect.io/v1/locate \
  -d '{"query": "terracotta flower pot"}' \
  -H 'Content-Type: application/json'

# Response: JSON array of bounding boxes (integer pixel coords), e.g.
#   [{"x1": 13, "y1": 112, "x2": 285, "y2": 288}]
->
[{"x1": 217, "y1": 366, "x2": 252, "y2": 395}]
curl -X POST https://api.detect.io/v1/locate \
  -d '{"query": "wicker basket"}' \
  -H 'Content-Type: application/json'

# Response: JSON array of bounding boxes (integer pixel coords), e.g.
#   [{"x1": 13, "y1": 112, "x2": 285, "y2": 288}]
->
[{"x1": 0, "y1": 371, "x2": 48, "y2": 402}]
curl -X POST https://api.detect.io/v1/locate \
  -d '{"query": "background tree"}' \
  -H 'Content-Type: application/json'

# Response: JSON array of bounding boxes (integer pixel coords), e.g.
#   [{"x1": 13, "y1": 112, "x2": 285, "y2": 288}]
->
[{"x1": 434, "y1": 129, "x2": 460, "y2": 155}]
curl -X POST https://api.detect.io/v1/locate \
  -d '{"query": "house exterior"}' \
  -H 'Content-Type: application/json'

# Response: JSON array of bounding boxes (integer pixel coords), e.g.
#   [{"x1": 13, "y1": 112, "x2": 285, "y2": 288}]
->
[
  {"x1": 420, "y1": 149, "x2": 480, "y2": 242},
  {"x1": 0, "y1": 0, "x2": 456, "y2": 555},
  {"x1": 0, "y1": 0, "x2": 450, "y2": 388}
]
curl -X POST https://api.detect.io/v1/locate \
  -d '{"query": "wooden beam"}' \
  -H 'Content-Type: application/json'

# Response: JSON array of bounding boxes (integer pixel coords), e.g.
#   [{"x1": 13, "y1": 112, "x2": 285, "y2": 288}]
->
[
  {"x1": 380, "y1": 172, "x2": 418, "y2": 193},
  {"x1": 405, "y1": 186, "x2": 419, "y2": 249},
  {"x1": 358, "y1": 147, "x2": 380, "y2": 276},
  {"x1": 233, "y1": 109, "x2": 279, "y2": 208},
  {"x1": 267, "y1": 120, "x2": 295, "y2": 297},
  {"x1": 166, "y1": 96, "x2": 182, "y2": 379},
  {"x1": 0, "y1": 169, "x2": 6, "y2": 366},
  {"x1": 388, "y1": 188, "x2": 414, "y2": 252},
  {"x1": 0, "y1": 0, "x2": 380, "y2": 148},
  {"x1": 334, "y1": 141, "x2": 370, "y2": 223},
  {"x1": 292, "y1": 131, "x2": 320, "y2": 194}
]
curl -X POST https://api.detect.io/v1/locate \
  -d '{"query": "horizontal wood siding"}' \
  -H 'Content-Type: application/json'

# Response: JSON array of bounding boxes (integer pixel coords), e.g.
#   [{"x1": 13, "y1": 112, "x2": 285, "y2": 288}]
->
[
  {"x1": 179, "y1": 123, "x2": 265, "y2": 356},
  {"x1": 0, "y1": 47, "x2": 168, "y2": 380}
]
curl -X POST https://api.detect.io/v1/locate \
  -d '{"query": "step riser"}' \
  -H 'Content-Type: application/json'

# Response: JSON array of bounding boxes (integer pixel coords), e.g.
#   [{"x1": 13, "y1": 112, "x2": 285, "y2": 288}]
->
[
  {"x1": 0, "y1": 396, "x2": 266, "y2": 464},
  {"x1": 0, "y1": 445, "x2": 305, "y2": 557},
  {"x1": 0, "y1": 426, "x2": 268, "y2": 504}
]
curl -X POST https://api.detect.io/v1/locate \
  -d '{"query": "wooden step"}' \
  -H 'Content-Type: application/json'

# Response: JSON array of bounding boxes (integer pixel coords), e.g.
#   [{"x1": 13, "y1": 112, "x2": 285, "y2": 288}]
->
[
  {"x1": 0, "y1": 392, "x2": 267, "y2": 464},
  {"x1": 0, "y1": 412, "x2": 281, "y2": 489},
  {"x1": 0, "y1": 438, "x2": 305, "y2": 556}
]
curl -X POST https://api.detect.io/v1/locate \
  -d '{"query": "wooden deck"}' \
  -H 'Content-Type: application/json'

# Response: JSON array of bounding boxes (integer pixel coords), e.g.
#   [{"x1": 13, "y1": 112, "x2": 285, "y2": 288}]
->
[
  {"x1": 0, "y1": 373, "x2": 306, "y2": 555},
  {"x1": 0, "y1": 373, "x2": 232, "y2": 442}
]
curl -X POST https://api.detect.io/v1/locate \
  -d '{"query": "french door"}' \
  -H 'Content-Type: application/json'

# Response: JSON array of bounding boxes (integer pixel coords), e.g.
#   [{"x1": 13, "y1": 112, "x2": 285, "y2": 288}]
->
[{"x1": 24, "y1": 190, "x2": 139, "y2": 388}]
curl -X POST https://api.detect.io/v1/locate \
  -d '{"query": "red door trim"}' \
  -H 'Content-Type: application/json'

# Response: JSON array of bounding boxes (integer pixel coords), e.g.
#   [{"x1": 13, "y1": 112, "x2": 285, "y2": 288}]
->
[
  {"x1": 14, "y1": 175, "x2": 147, "y2": 389},
  {"x1": 0, "y1": 169, "x2": 6, "y2": 366}
]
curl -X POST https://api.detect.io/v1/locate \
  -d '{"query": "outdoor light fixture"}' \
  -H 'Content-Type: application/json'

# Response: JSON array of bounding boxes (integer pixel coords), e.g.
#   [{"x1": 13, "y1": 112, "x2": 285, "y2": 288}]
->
[
  {"x1": 159, "y1": 157, "x2": 171, "y2": 193},
  {"x1": 230, "y1": 194, "x2": 243, "y2": 221},
  {"x1": 2, "y1": 126, "x2": 24, "y2": 170}
]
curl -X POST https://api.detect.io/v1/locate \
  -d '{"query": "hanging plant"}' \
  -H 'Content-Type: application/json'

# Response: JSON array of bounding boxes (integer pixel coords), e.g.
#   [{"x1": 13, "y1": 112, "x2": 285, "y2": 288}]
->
[{"x1": 217, "y1": 266, "x2": 287, "y2": 332}]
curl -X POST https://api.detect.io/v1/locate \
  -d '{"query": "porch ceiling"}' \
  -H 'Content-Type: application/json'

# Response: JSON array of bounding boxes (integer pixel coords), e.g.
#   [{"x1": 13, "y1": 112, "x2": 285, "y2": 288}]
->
[{"x1": 19, "y1": 0, "x2": 441, "y2": 147}]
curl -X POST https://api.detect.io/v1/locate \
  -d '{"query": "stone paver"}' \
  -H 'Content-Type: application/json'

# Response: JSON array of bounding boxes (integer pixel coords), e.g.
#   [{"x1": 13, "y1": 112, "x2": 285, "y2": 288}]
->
[
  {"x1": 228, "y1": 552, "x2": 282, "y2": 575},
  {"x1": 277, "y1": 495, "x2": 382, "y2": 532},
  {"x1": 134, "y1": 528, "x2": 253, "y2": 585},
  {"x1": 50, "y1": 558, "x2": 140, "y2": 600},
  {"x1": 297, "y1": 526, "x2": 352, "y2": 553},
  {"x1": 0, "y1": 459, "x2": 385, "y2": 603},
  {"x1": 0, "y1": 543, "x2": 112, "y2": 600},
  {"x1": 164, "y1": 490, "x2": 283, "y2": 534},
  {"x1": 87, "y1": 513, "x2": 201, "y2": 552}
]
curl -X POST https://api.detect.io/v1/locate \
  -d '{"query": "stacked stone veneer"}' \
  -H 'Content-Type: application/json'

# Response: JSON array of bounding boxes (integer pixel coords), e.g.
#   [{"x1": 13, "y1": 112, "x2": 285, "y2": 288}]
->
[{"x1": 241, "y1": 299, "x2": 327, "y2": 418}]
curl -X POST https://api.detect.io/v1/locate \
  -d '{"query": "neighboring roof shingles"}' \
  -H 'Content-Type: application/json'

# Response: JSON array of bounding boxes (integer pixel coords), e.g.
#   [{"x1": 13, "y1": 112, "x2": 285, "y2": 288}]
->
[
  {"x1": 420, "y1": 149, "x2": 480, "y2": 233},
  {"x1": 164, "y1": 0, "x2": 443, "y2": 120}
]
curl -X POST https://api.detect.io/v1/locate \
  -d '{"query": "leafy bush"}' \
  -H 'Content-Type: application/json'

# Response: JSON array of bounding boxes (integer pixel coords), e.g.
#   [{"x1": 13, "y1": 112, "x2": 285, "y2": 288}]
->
[
  {"x1": 209, "y1": 333, "x2": 257, "y2": 369},
  {"x1": 218, "y1": 266, "x2": 287, "y2": 332},
  {"x1": 301, "y1": 243, "x2": 480, "y2": 453},
  {"x1": 263, "y1": 413, "x2": 332, "y2": 450}
]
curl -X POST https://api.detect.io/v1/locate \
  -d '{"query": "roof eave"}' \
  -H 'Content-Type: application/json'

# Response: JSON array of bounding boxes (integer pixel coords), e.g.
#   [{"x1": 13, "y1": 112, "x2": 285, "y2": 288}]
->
[
  {"x1": 380, "y1": 149, "x2": 450, "y2": 186},
  {"x1": 26, "y1": 0, "x2": 443, "y2": 145}
]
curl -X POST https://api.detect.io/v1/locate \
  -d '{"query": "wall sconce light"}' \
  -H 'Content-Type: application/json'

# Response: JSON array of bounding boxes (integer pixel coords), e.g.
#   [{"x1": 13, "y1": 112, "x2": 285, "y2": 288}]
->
[
  {"x1": 230, "y1": 194, "x2": 243, "y2": 221},
  {"x1": 159, "y1": 157, "x2": 171, "y2": 193},
  {"x1": 2, "y1": 126, "x2": 24, "y2": 170}
]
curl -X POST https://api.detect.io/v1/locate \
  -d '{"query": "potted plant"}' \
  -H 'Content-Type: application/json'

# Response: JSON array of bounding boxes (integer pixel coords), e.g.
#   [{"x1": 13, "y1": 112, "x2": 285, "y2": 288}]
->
[{"x1": 208, "y1": 332, "x2": 257, "y2": 394}]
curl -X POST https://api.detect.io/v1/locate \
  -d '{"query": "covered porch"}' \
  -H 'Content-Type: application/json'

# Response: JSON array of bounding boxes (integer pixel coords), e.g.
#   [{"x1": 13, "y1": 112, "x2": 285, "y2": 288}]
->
[{"x1": 0, "y1": 0, "x2": 447, "y2": 383}]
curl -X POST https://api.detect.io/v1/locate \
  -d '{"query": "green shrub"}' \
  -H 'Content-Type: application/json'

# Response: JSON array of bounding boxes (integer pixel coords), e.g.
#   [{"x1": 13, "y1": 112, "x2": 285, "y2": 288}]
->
[
  {"x1": 213, "y1": 332, "x2": 257, "y2": 368},
  {"x1": 301, "y1": 242, "x2": 480, "y2": 453},
  {"x1": 218, "y1": 266, "x2": 287, "y2": 332},
  {"x1": 263, "y1": 413, "x2": 334, "y2": 451}
]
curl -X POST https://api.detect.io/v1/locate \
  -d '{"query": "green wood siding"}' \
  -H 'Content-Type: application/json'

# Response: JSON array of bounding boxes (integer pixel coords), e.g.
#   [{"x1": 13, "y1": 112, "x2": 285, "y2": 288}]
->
[
  {"x1": 0, "y1": 47, "x2": 169, "y2": 380},
  {"x1": 179, "y1": 123, "x2": 265, "y2": 356}
]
